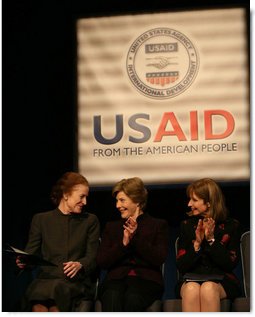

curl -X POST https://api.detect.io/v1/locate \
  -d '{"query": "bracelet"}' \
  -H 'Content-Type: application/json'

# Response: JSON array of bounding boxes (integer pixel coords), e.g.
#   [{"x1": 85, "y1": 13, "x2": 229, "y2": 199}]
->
[{"x1": 207, "y1": 238, "x2": 215, "y2": 245}]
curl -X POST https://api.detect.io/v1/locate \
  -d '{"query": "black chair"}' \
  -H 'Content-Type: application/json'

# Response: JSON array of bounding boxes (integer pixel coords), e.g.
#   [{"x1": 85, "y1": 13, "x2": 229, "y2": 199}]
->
[
  {"x1": 95, "y1": 264, "x2": 165, "y2": 312},
  {"x1": 95, "y1": 297, "x2": 162, "y2": 312},
  {"x1": 231, "y1": 230, "x2": 250, "y2": 312},
  {"x1": 72, "y1": 265, "x2": 101, "y2": 312},
  {"x1": 72, "y1": 287, "x2": 97, "y2": 312},
  {"x1": 72, "y1": 299, "x2": 94, "y2": 312},
  {"x1": 163, "y1": 237, "x2": 231, "y2": 312}
]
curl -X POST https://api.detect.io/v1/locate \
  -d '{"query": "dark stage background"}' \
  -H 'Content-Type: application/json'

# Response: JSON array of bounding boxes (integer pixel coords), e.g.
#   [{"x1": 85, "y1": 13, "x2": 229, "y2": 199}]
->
[{"x1": 2, "y1": 0, "x2": 250, "y2": 311}]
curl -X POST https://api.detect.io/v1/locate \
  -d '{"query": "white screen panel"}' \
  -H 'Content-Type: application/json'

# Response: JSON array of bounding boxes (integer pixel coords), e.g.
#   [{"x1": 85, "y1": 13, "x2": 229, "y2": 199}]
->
[{"x1": 77, "y1": 8, "x2": 249, "y2": 186}]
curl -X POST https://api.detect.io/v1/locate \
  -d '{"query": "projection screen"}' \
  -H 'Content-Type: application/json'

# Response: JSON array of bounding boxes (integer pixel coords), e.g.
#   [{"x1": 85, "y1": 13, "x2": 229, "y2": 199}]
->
[{"x1": 76, "y1": 8, "x2": 249, "y2": 186}]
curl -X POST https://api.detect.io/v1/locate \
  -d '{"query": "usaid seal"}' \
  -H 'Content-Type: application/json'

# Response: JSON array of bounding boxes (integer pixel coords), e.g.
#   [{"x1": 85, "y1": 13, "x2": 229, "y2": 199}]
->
[{"x1": 126, "y1": 27, "x2": 199, "y2": 99}]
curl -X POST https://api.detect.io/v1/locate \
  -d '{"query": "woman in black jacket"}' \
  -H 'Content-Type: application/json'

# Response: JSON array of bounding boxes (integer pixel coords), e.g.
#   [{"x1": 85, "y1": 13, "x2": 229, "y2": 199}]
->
[
  {"x1": 16, "y1": 172, "x2": 100, "y2": 312},
  {"x1": 176, "y1": 178, "x2": 242, "y2": 312},
  {"x1": 96, "y1": 177, "x2": 169, "y2": 311}
]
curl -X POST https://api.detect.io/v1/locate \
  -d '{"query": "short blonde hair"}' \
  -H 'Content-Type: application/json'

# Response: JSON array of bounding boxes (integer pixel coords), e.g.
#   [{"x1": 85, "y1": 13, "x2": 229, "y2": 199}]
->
[{"x1": 112, "y1": 177, "x2": 148, "y2": 211}]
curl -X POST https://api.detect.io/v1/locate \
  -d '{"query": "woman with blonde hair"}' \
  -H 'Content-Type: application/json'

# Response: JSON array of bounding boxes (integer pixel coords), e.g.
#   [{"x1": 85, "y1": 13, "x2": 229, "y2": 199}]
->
[{"x1": 97, "y1": 177, "x2": 169, "y2": 311}]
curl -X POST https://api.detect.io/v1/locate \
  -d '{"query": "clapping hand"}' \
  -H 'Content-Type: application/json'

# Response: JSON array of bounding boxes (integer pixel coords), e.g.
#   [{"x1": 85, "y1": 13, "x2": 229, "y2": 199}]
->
[
  {"x1": 123, "y1": 216, "x2": 138, "y2": 246},
  {"x1": 194, "y1": 218, "x2": 215, "y2": 251},
  {"x1": 195, "y1": 219, "x2": 205, "y2": 244},
  {"x1": 203, "y1": 217, "x2": 215, "y2": 241}
]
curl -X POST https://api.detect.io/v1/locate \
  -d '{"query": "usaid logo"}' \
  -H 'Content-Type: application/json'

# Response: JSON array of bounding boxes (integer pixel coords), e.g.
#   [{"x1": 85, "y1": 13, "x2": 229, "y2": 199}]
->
[{"x1": 126, "y1": 27, "x2": 199, "y2": 99}]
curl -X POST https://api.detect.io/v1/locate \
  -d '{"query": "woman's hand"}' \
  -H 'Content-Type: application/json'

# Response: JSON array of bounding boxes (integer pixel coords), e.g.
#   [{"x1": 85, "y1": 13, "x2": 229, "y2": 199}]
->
[
  {"x1": 194, "y1": 219, "x2": 204, "y2": 251},
  {"x1": 16, "y1": 256, "x2": 27, "y2": 269},
  {"x1": 123, "y1": 216, "x2": 138, "y2": 246},
  {"x1": 203, "y1": 217, "x2": 215, "y2": 241},
  {"x1": 195, "y1": 219, "x2": 205, "y2": 243},
  {"x1": 63, "y1": 261, "x2": 82, "y2": 278}
]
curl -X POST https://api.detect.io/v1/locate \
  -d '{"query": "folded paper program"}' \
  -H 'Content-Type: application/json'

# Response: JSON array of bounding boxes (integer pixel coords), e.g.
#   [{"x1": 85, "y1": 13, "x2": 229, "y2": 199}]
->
[{"x1": 5, "y1": 245, "x2": 57, "y2": 266}]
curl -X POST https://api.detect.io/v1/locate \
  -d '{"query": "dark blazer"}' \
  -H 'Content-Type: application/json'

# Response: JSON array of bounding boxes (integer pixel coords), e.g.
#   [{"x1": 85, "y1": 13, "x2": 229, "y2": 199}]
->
[
  {"x1": 22, "y1": 208, "x2": 100, "y2": 311},
  {"x1": 97, "y1": 213, "x2": 169, "y2": 286},
  {"x1": 25, "y1": 208, "x2": 100, "y2": 278},
  {"x1": 175, "y1": 215, "x2": 242, "y2": 299}
]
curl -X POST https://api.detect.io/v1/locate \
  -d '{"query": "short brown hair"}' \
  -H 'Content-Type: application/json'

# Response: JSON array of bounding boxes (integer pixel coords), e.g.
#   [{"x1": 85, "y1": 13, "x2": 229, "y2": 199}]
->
[{"x1": 112, "y1": 177, "x2": 148, "y2": 211}]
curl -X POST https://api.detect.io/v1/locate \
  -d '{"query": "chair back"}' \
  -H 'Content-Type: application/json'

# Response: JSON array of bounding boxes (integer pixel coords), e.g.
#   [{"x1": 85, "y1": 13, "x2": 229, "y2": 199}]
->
[
  {"x1": 240, "y1": 231, "x2": 250, "y2": 297},
  {"x1": 174, "y1": 237, "x2": 180, "y2": 280},
  {"x1": 174, "y1": 236, "x2": 179, "y2": 255}
]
